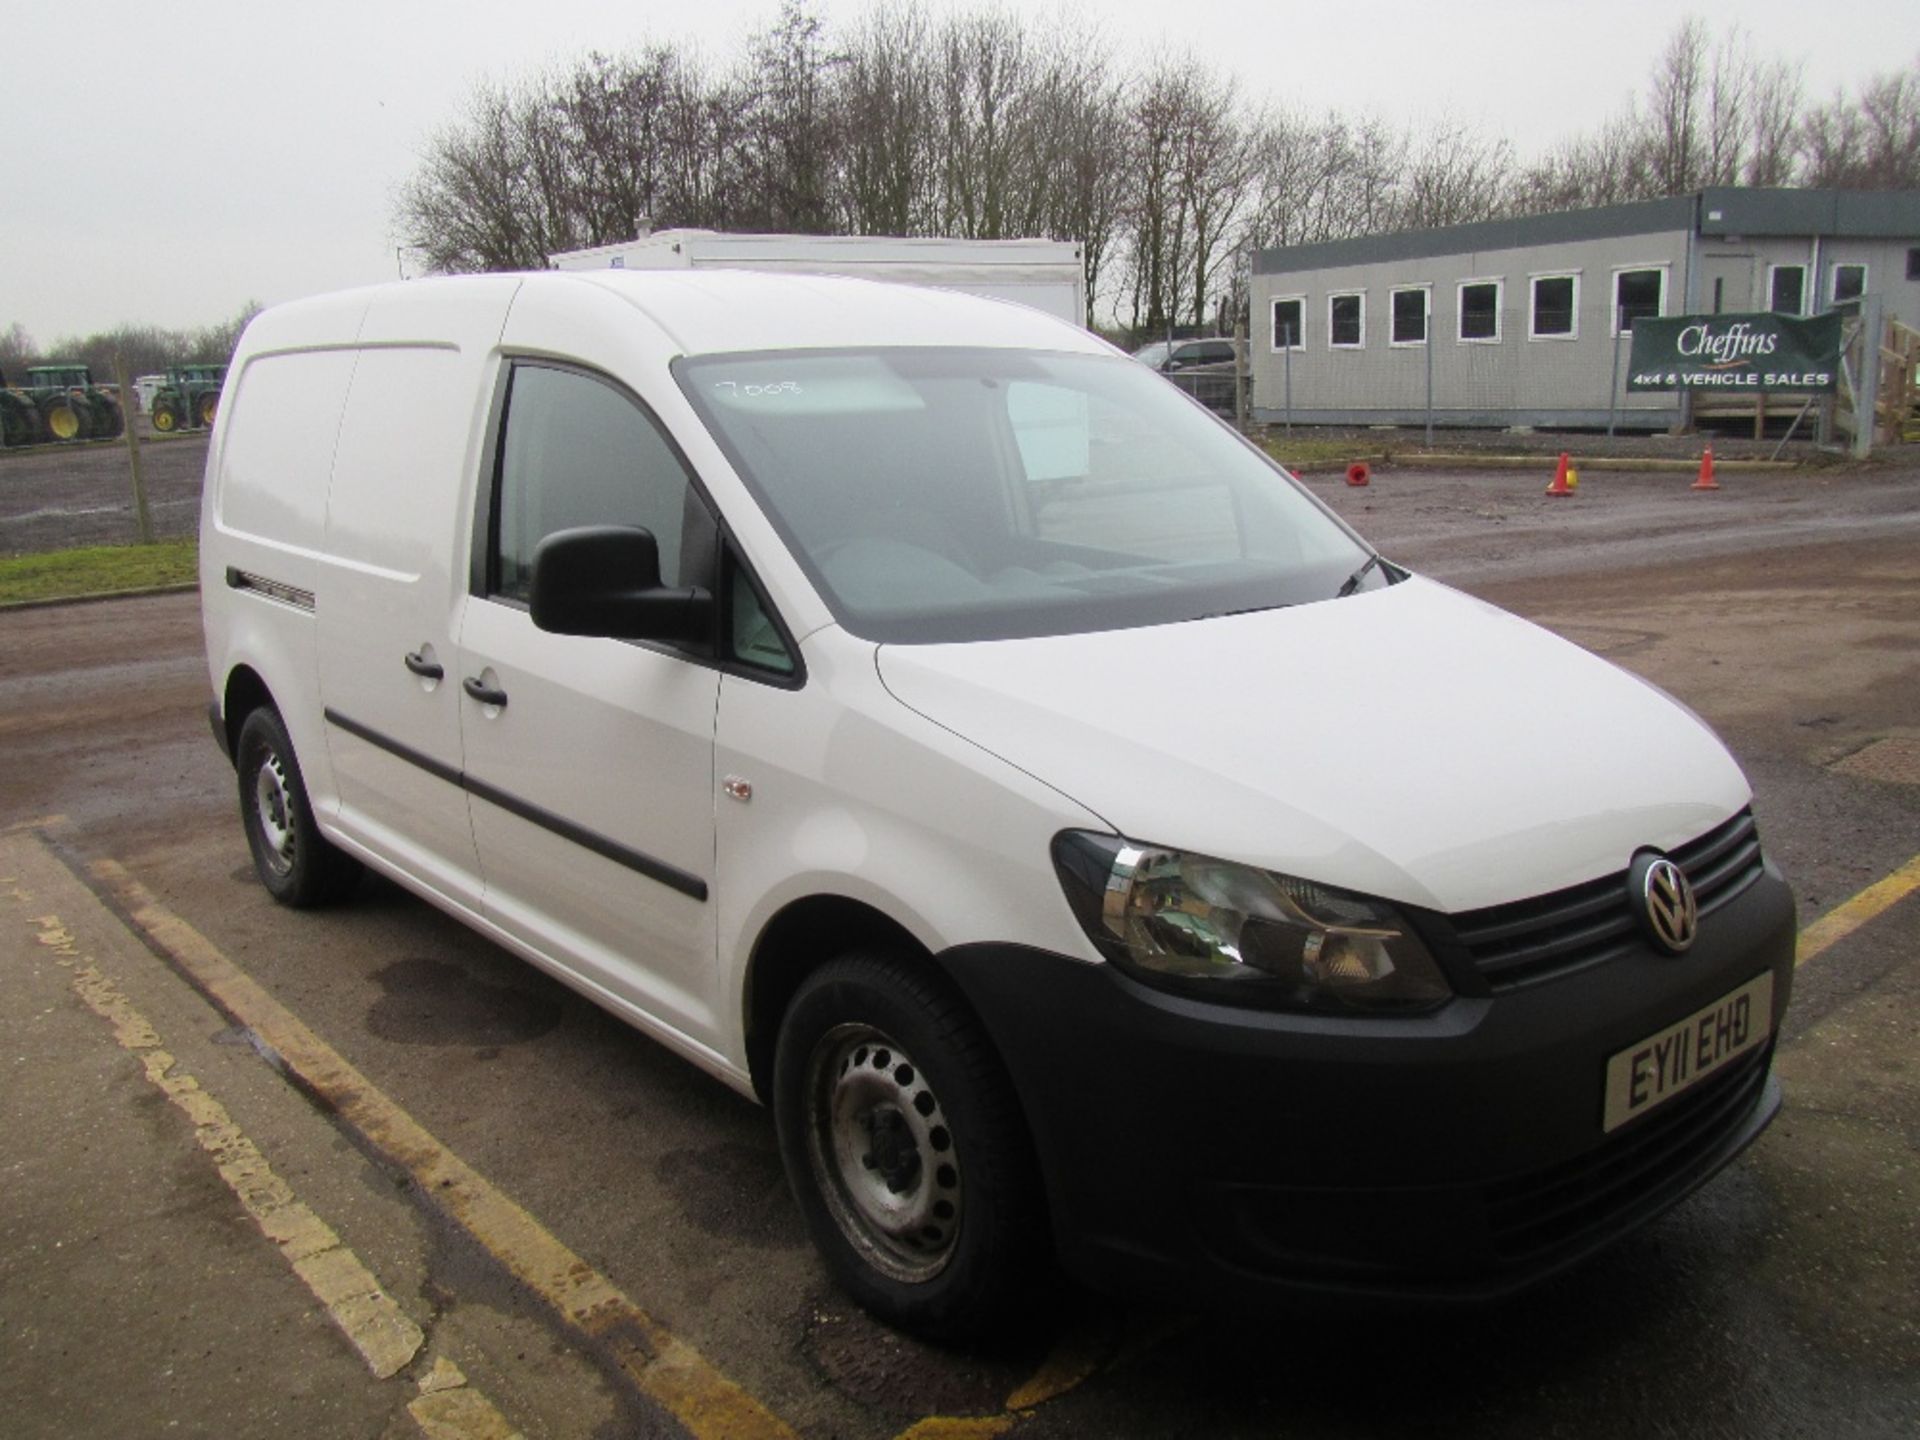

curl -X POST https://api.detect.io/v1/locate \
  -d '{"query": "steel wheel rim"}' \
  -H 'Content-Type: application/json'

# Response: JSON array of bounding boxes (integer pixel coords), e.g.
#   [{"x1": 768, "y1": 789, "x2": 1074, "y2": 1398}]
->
[
  {"x1": 49, "y1": 405, "x2": 78, "y2": 440},
  {"x1": 153, "y1": 407, "x2": 175, "y2": 432},
  {"x1": 804, "y1": 1022, "x2": 963, "y2": 1283},
  {"x1": 252, "y1": 751, "x2": 296, "y2": 876}
]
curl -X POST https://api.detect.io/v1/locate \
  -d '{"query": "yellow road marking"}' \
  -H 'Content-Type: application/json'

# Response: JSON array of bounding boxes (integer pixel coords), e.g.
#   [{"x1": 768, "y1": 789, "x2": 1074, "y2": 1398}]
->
[
  {"x1": 1002, "y1": 1316, "x2": 1109, "y2": 1411},
  {"x1": 14, "y1": 865, "x2": 527, "y2": 1437},
  {"x1": 5, "y1": 813, "x2": 68, "y2": 833},
  {"x1": 409, "y1": 1358, "x2": 525, "y2": 1440},
  {"x1": 888, "y1": 1312, "x2": 1112, "y2": 1440},
  {"x1": 20, "y1": 906, "x2": 424, "y2": 1381},
  {"x1": 51, "y1": 825, "x2": 1917, "y2": 1440},
  {"x1": 1797, "y1": 853, "x2": 1920, "y2": 966},
  {"x1": 895, "y1": 1419, "x2": 1019, "y2": 1440},
  {"x1": 86, "y1": 855, "x2": 799, "y2": 1440}
]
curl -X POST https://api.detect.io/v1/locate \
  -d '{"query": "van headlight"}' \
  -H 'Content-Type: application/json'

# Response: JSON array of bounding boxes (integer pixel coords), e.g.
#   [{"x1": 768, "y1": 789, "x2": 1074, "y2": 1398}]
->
[{"x1": 1051, "y1": 831, "x2": 1451, "y2": 1014}]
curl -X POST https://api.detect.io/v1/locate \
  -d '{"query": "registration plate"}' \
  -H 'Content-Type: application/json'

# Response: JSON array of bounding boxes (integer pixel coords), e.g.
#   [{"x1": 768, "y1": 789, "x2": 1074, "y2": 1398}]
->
[{"x1": 1602, "y1": 972, "x2": 1773, "y2": 1133}]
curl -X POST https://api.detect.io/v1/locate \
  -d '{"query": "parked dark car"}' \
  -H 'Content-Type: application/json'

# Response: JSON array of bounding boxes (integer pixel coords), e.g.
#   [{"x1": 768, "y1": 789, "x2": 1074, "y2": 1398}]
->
[{"x1": 1131, "y1": 336, "x2": 1245, "y2": 413}]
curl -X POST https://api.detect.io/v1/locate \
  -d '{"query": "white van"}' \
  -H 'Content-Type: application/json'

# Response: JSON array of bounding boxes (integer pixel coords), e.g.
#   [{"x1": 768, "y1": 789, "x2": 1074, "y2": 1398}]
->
[{"x1": 201, "y1": 271, "x2": 1795, "y2": 1338}]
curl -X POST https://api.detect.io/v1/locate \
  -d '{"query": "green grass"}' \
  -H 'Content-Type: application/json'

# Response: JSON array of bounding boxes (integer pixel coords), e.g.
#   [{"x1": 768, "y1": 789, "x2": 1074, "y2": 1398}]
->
[
  {"x1": 0, "y1": 538, "x2": 197, "y2": 605},
  {"x1": 1257, "y1": 436, "x2": 1390, "y2": 468}
]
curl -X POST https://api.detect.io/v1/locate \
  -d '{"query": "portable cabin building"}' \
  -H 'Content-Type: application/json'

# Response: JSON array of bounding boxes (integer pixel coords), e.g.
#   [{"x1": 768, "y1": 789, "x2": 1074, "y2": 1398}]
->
[{"x1": 1248, "y1": 188, "x2": 1920, "y2": 429}]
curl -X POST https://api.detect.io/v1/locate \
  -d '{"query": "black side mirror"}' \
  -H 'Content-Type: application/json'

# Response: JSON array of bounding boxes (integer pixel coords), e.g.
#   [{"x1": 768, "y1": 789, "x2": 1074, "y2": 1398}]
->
[{"x1": 529, "y1": 525, "x2": 712, "y2": 642}]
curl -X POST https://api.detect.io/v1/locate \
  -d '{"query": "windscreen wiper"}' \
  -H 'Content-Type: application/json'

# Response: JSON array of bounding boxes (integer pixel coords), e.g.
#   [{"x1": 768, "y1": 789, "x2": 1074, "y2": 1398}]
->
[{"x1": 1337, "y1": 553, "x2": 1383, "y2": 598}]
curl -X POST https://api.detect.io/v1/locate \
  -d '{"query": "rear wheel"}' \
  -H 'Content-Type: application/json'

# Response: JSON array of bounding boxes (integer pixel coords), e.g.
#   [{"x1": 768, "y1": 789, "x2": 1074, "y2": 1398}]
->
[
  {"x1": 774, "y1": 953, "x2": 1043, "y2": 1340},
  {"x1": 41, "y1": 396, "x2": 81, "y2": 441},
  {"x1": 197, "y1": 392, "x2": 219, "y2": 427},
  {"x1": 235, "y1": 707, "x2": 362, "y2": 907},
  {"x1": 0, "y1": 396, "x2": 31, "y2": 446}
]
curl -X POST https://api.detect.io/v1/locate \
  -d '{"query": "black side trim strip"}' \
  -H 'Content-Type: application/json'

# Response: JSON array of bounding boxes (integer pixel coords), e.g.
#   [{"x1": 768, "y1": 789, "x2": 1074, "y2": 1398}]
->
[
  {"x1": 322, "y1": 707, "x2": 708, "y2": 902},
  {"x1": 462, "y1": 774, "x2": 708, "y2": 901},
  {"x1": 325, "y1": 707, "x2": 463, "y2": 786}
]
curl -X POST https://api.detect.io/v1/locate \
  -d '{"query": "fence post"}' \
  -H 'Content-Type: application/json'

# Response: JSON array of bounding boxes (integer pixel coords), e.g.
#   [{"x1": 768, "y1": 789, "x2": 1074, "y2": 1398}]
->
[
  {"x1": 1607, "y1": 310, "x2": 1624, "y2": 439},
  {"x1": 1282, "y1": 322, "x2": 1293, "y2": 437},
  {"x1": 1233, "y1": 304, "x2": 1248, "y2": 432},
  {"x1": 1852, "y1": 295, "x2": 1884, "y2": 460},
  {"x1": 114, "y1": 356, "x2": 154, "y2": 545},
  {"x1": 1423, "y1": 301, "x2": 1434, "y2": 450}
]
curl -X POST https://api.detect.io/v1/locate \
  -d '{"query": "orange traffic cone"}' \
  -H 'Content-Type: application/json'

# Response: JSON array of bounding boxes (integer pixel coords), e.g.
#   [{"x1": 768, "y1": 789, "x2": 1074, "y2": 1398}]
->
[
  {"x1": 1546, "y1": 452, "x2": 1573, "y2": 497},
  {"x1": 1692, "y1": 446, "x2": 1719, "y2": 491}
]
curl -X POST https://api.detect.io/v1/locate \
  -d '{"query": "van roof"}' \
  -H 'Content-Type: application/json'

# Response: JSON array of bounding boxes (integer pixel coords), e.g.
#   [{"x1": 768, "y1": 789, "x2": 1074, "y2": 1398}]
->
[
  {"x1": 569, "y1": 268, "x2": 1100, "y2": 356},
  {"x1": 247, "y1": 270, "x2": 1104, "y2": 361}
]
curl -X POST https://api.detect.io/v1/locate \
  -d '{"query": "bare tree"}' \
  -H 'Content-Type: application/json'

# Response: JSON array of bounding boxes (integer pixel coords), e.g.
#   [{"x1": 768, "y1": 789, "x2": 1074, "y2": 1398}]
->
[
  {"x1": 1854, "y1": 62, "x2": 1920, "y2": 187},
  {"x1": 1646, "y1": 18, "x2": 1708, "y2": 194},
  {"x1": 0, "y1": 322, "x2": 35, "y2": 372},
  {"x1": 1744, "y1": 57, "x2": 1804, "y2": 186},
  {"x1": 1396, "y1": 116, "x2": 1514, "y2": 229},
  {"x1": 1242, "y1": 109, "x2": 1326, "y2": 249},
  {"x1": 837, "y1": 3, "x2": 938, "y2": 234},
  {"x1": 397, "y1": 78, "x2": 572, "y2": 272},
  {"x1": 385, "y1": 2, "x2": 1905, "y2": 331},
  {"x1": 935, "y1": 9, "x2": 1038, "y2": 239},
  {"x1": 1702, "y1": 27, "x2": 1753, "y2": 185},
  {"x1": 741, "y1": 0, "x2": 842, "y2": 232}
]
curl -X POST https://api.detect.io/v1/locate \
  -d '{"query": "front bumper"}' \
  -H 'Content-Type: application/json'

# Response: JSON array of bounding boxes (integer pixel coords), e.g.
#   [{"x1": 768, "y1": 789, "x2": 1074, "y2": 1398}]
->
[{"x1": 936, "y1": 861, "x2": 1795, "y2": 1309}]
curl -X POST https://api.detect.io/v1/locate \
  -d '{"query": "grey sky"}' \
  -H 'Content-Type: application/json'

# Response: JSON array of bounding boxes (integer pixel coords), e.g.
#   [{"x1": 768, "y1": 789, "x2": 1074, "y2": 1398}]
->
[{"x1": 2, "y1": 0, "x2": 1910, "y2": 344}]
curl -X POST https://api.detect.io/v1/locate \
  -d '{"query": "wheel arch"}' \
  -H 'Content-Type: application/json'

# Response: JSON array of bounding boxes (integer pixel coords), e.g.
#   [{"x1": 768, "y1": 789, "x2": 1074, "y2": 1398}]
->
[
  {"x1": 744, "y1": 894, "x2": 923, "y2": 1103},
  {"x1": 220, "y1": 663, "x2": 276, "y2": 763}
]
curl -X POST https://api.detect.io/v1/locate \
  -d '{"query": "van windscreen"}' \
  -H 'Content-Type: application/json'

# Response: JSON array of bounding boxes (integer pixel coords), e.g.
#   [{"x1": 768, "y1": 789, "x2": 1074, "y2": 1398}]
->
[{"x1": 676, "y1": 348, "x2": 1370, "y2": 644}]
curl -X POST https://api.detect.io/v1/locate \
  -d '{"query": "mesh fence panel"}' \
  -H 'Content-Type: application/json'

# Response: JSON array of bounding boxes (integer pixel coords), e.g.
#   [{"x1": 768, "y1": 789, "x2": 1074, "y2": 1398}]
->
[{"x1": 0, "y1": 414, "x2": 205, "y2": 555}]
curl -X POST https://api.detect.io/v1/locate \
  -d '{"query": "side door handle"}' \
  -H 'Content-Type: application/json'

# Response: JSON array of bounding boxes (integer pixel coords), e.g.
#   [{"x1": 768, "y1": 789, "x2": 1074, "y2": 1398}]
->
[
  {"x1": 462, "y1": 676, "x2": 509, "y2": 708},
  {"x1": 404, "y1": 650, "x2": 444, "y2": 680}
]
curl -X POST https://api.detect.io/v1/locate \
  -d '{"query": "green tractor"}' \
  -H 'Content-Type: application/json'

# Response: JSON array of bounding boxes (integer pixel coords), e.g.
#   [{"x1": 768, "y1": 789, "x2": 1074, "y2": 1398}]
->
[
  {"x1": 0, "y1": 366, "x2": 45, "y2": 447},
  {"x1": 21, "y1": 364, "x2": 124, "y2": 442},
  {"x1": 150, "y1": 363, "x2": 226, "y2": 433}
]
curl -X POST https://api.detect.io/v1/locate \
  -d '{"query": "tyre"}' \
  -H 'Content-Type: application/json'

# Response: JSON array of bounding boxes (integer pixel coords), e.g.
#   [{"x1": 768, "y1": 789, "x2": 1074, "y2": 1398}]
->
[
  {"x1": 773, "y1": 953, "x2": 1043, "y2": 1340},
  {"x1": 94, "y1": 394, "x2": 123, "y2": 439},
  {"x1": 40, "y1": 396, "x2": 81, "y2": 441},
  {"x1": 198, "y1": 391, "x2": 219, "y2": 427},
  {"x1": 0, "y1": 395, "x2": 31, "y2": 446},
  {"x1": 151, "y1": 401, "x2": 178, "y2": 433},
  {"x1": 235, "y1": 707, "x2": 362, "y2": 907}
]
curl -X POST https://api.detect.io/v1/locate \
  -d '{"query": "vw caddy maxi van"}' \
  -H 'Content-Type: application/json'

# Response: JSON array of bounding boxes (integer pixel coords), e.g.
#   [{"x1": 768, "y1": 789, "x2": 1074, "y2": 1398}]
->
[{"x1": 201, "y1": 271, "x2": 1795, "y2": 1338}]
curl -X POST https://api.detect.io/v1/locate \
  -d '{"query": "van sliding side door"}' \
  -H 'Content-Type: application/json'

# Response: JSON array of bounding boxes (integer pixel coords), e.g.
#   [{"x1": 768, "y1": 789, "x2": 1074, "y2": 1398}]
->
[{"x1": 316, "y1": 288, "x2": 518, "y2": 909}]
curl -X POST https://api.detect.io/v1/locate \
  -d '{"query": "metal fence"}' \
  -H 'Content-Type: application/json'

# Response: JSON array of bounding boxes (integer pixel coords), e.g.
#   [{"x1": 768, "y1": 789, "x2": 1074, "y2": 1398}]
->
[
  {"x1": 0, "y1": 412, "x2": 205, "y2": 556},
  {"x1": 1248, "y1": 297, "x2": 1908, "y2": 455}
]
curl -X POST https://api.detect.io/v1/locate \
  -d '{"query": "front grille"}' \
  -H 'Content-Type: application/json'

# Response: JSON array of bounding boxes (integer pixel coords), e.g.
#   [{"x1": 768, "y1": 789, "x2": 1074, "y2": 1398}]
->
[
  {"x1": 1442, "y1": 809, "x2": 1764, "y2": 992},
  {"x1": 1485, "y1": 1041, "x2": 1774, "y2": 1265}
]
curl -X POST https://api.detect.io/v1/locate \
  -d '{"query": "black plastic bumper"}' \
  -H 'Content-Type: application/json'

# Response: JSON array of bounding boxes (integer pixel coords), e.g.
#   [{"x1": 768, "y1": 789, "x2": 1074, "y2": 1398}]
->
[
  {"x1": 936, "y1": 863, "x2": 1795, "y2": 1309},
  {"x1": 208, "y1": 700, "x2": 233, "y2": 765}
]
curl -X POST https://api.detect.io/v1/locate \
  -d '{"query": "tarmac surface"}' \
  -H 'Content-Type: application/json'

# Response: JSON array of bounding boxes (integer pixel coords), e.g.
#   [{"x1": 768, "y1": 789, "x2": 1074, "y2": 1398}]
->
[{"x1": 2, "y1": 455, "x2": 1917, "y2": 1438}]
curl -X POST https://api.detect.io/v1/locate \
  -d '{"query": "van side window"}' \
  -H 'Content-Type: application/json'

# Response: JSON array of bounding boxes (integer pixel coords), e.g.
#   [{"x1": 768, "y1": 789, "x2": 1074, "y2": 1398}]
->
[
  {"x1": 728, "y1": 555, "x2": 796, "y2": 676},
  {"x1": 490, "y1": 363, "x2": 695, "y2": 602}
]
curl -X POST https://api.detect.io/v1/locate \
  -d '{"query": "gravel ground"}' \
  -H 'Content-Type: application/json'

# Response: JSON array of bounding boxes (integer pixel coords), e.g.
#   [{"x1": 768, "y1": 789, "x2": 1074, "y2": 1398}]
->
[{"x1": 0, "y1": 432, "x2": 208, "y2": 554}]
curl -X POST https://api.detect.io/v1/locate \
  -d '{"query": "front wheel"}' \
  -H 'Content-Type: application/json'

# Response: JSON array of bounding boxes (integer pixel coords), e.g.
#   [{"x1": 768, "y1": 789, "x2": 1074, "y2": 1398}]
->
[
  {"x1": 235, "y1": 706, "x2": 361, "y2": 907},
  {"x1": 774, "y1": 954, "x2": 1043, "y2": 1340}
]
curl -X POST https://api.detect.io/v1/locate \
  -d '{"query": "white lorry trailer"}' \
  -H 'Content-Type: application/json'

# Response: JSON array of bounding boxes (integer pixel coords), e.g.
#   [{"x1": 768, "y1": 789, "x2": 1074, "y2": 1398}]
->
[{"x1": 549, "y1": 230, "x2": 1087, "y2": 327}]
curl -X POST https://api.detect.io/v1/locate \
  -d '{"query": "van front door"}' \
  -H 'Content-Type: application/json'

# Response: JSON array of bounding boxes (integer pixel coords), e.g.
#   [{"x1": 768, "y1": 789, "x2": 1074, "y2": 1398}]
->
[{"x1": 458, "y1": 359, "x2": 723, "y2": 1057}]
